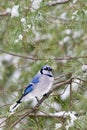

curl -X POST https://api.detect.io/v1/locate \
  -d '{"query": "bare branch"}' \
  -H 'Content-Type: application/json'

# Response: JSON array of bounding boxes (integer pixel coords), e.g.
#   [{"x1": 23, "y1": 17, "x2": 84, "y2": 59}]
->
[
  {"x1": 0, "y1": 49, "x2": 43, "y2": 61},
  {"x1": 0, "y1": 11, "x2": 10, "y2": 17},
  {"x1": 24, "y1": 112, "x2": 66, "y2": 119},
  {"x1": 47, "y1": 0, "x2": 70, "y2": 7},
  {"x1": 0, "y1": 49, "x2": 87, "y2": 62},
  {"x1": 76, "y1": 77, "x2": 87, "y2": 83}
]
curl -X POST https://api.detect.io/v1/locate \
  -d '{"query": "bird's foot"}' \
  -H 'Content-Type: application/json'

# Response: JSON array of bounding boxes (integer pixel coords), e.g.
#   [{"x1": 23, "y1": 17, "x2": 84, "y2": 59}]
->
[
  {"x1": 43, "y1": 93, "x2": 49, "y2": 98},
  {"x1": 35, "y1": 96, "x2": 40, "y2": 102}
]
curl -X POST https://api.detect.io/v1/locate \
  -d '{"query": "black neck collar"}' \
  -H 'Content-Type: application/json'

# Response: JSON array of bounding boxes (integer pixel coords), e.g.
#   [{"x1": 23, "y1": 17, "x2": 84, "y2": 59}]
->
[
  {"x1": 40, "y1": 69, "x2": 53, "y2": 77},
  {"x1": 45, "y1": 74, "x2": 53, "y2": 77},
  {"x1": 40, "y1": 69, "x2": 43, "y2": 74}
]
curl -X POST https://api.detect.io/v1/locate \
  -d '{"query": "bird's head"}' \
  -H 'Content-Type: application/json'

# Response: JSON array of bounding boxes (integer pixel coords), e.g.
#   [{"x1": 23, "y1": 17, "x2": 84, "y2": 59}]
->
[{"x1": 40, "y1": 65, "x2": 53, "y2": 76}]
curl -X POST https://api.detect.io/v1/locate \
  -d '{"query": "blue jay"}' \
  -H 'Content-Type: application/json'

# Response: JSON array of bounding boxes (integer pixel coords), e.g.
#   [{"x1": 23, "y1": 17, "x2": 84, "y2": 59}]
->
[{"x1": 10, "y1": 65, "x2": 54, "y2": 113}]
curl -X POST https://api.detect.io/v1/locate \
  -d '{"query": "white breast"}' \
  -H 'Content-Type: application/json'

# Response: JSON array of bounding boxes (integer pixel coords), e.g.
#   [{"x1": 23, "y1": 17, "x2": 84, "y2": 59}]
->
[{"x1": 31, "y1": 75, "x2": 54, "y2": 97}]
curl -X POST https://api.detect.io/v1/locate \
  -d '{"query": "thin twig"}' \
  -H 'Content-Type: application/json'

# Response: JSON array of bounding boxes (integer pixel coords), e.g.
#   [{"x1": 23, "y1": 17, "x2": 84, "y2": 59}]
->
[
  {"x1": 0, "y1": 12, "x2": 10, "y2": 17},
  {"x1": 0, "y1": 49, "x2": 44, "y2": 61},
  {"x1": 69, "y1": 82, "x2": 72, "y2": 108},
  {"x1": 47, "y1": 0, "x2": 70, "y2": 6},
  {"x1": 76, "y1": 77, "x2": 87, "y2": 83}
]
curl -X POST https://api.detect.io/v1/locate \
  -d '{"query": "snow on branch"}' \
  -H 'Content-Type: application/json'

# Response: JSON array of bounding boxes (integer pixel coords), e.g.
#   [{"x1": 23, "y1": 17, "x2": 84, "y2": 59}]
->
[{"x1": 0, "y1": 5, "x2": 19, "y2": 17}]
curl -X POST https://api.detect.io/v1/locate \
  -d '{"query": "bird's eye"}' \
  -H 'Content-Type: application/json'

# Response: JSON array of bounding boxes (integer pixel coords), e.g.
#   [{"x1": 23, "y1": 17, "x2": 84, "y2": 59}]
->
[
  {"x1": 42, "y1": 65, "x2": 52, "y2": 71},
  {"x1": 45, "y1": 67, "x2": 49, "y2": 70}
]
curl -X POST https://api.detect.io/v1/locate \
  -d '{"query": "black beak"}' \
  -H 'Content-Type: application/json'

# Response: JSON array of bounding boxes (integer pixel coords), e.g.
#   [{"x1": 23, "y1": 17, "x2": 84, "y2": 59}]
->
[{"x1": 48, "y1": 67, "x2": 52, "y2": 71}]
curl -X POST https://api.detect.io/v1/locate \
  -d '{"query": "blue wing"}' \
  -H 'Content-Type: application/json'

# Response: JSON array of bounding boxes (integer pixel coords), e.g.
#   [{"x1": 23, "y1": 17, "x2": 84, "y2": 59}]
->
[
  {"x1": 23, "y1": 73, "x2": 40, "y2": 96},
  {"x1": 23, "y1": 84, "x2": 34, "y2": 96},
  {"x1": 31, "y1": 73, "x2": 40, "y2": 84}
]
